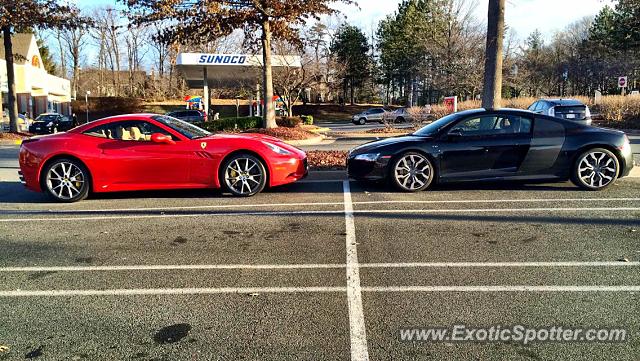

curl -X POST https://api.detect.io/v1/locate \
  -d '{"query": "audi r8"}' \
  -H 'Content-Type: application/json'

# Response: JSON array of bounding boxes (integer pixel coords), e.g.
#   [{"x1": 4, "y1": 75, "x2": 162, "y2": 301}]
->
[
  {"x1": 19, "y1": 114, "x2": 308, "y2": 202},
  {"x1": 347, "y1": 108, "x2": 633, "y2": 191}
]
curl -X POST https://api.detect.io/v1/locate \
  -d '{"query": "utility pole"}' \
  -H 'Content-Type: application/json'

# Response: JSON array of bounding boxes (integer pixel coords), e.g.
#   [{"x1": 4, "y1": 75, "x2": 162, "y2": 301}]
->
[{"x1": 481, "y1": 0, "x2": 505, "y2": 110}]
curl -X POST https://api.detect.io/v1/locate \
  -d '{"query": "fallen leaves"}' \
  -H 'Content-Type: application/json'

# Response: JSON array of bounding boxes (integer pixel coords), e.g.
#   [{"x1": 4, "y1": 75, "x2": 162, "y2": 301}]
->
[{"x1": 306, "y1": 151, "x2": 347, "y2": 169}]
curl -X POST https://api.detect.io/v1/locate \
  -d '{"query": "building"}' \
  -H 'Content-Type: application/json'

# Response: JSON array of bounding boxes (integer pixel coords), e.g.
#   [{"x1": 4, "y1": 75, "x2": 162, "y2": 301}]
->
[{"x1": 0, "y1": 33, "x2": 72, "y2": 119}]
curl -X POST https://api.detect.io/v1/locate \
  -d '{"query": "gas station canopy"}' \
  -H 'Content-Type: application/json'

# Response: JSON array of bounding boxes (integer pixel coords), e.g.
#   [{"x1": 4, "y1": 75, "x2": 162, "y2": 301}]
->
[
  {"x1": 175, "y1": 53, "x2": 301, "y2": 116},
  {"x1": 176, "y1": 53, "x2": 302, "y2": 88}
]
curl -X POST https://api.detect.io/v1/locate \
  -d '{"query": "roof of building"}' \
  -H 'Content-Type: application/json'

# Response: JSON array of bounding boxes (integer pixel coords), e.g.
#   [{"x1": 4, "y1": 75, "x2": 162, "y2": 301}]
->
[{"x1": 0, "y1": 33, "x2": 34, "y2": 63}]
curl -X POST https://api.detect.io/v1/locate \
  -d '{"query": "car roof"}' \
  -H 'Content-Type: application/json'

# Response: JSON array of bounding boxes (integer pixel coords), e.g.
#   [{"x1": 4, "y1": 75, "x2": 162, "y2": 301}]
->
[{"x1": 540, "y1": 98, "x2": 584, "y2": 106}]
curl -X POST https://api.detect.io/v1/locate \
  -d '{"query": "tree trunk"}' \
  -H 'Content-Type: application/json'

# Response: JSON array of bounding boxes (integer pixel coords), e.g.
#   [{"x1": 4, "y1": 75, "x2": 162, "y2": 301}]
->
[
  {"x1": 261, "y1": 20, "x2": 277, "y2": 128},
  {"x1": 481, "y1": 0, "x2": 505, "y2": 110},
  {"x1": 3, "y1": 27, "x2": 19, "y2": 133},
  {"x1": 349, "y1": 77, "x2": 354, "y2": 105}
]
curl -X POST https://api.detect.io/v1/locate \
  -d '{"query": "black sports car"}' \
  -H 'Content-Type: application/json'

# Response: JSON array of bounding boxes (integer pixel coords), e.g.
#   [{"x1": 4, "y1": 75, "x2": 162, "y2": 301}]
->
[{"x1": 347, "y1": 108, "x2": 634, "y2": 191}]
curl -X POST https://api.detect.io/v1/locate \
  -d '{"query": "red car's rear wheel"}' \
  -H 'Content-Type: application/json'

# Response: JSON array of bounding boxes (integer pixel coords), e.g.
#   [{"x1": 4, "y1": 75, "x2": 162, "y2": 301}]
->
[
  {"x1": 42, "y1": 158, "x2": 90, "y2": 202},
  {"x1": 220, "y1": 153, "x2": 267, "y2": 197}
]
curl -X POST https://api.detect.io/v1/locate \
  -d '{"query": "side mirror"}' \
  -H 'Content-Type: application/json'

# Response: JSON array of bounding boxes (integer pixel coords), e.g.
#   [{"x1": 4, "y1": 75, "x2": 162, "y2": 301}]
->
[{"x1": 150, "y1": 133, "x2": 176, "y2": 145}]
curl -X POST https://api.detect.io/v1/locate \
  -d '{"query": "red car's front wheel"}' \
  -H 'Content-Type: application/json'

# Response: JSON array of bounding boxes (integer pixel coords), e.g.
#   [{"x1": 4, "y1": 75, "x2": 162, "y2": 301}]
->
[
  {"x1": 42, "y1": 158, "x2": 90, "y2": 202},
  {"x1": 220, "y1": 153, "x2": 267, "y2": 197}
]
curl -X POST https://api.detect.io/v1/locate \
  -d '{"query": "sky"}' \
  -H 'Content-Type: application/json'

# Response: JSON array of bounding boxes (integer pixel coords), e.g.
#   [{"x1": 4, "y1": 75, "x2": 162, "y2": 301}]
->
[{"x1": 73, "y1": 0, "x2": 614, "y2": 42}]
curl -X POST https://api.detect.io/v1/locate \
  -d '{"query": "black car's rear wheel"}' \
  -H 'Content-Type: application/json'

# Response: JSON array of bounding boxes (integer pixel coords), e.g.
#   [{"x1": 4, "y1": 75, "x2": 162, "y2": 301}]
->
[
  {"x1": 391, "y1": 152, "x2": 434, "y2": 192},
  {"x1": 42, "y1": 158, "x2": 90, "y2": 202},
  {"x1": 571, "y1": 148, "x2": 619, "y2": 191},
  {"x1": 220, "y1": 153, "x2": 267, "y2": 197},
  {"x1": 358, "y1": 118, "x2": 366, "y2": 125}
]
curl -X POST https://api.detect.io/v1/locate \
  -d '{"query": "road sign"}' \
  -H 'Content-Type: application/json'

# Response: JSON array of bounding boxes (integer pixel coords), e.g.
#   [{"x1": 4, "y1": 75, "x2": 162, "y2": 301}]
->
[{"x1": 618, "y1": 76, "x2": 628, "y2": 88}]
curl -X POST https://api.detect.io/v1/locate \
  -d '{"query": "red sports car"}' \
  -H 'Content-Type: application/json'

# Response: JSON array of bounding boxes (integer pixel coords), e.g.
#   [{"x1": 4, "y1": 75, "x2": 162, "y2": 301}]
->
[{"x1": 18, "y1": 114, "x2": 308, "y2": 202}]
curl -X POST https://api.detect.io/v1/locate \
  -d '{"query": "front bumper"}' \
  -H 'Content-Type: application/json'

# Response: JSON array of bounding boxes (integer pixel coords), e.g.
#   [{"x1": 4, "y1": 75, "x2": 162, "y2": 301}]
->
[
  {"x1": 347, "y1": 156, "x2": 390, "y2": 181},
  {"x1": 620, "y1": 149, "x2": 634, "y2": 178},
  {"x1": 270, "y1": 156, "x2": 309, "y2": 187}
]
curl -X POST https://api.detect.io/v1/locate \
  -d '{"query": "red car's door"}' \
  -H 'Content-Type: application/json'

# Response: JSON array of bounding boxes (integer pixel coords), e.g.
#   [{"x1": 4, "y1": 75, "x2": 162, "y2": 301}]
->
[{"x1": 88, "y1": 120, "x2": 192, "y2": 190}]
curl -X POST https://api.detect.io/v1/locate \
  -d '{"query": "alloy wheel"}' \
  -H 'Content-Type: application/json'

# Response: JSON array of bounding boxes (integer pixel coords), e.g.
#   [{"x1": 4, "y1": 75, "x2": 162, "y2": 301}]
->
[
  {"x1": 46, "y1": 161, "x2": 86, "y2": 200},
  {"x1": 577, "y1": 151, "x2": 617, "y2": 189},
  {"x1": 393, "y1": 153, "x2": 432, "y2": 191},
  {"x1": 224, "y1": 157, "x2": 265, "y2": 196}
]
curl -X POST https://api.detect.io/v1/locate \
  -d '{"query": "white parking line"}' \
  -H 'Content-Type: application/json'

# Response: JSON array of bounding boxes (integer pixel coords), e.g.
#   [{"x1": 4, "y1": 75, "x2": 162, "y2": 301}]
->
[
  {"x1": 1, "y1": 197, "x2": 637, "y2": 216},
  {"x1": 0, "y1": 287, "x2": 347, "y2": 297},
  {"x1": 1, "y1": 206, "x2": 639, "y2": 222},
  {"x1": 2, "y1": 285, "x2": 638, "y2": 298},
  {"x1": 362, "y1": 286, "x2": 640, "y2": 292},
  {"x1": 2, "y1": 261, "x2": 638, "y2": 273},
  {"x1": 343, "y1": 181, "x2": 370, "y2": 361}
]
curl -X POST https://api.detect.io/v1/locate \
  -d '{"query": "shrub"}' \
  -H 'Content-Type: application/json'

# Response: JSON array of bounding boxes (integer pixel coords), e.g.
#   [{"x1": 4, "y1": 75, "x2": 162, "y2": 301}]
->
[
  {"x1": 197, "y1": 116, "x2": 262, "y2": 132},
  {"x1": 300, "y1": 115, "x2": 314, "y2": 125},
  {"x1": 276, "y1": 116, "x2": 303, "y2": 128}
]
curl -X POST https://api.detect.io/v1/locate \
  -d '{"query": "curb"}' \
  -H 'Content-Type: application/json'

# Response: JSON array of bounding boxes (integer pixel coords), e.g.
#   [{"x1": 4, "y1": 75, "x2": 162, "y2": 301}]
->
[{"x1": 284, "y1": 135, "x2": 326, "y2": 146}]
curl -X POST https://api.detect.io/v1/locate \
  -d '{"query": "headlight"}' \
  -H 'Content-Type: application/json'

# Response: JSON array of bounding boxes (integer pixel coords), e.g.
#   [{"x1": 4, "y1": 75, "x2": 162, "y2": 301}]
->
[
  {"x1": 263, "y1": 141, "x2": 292, "y2": 155},
  {"x1": 353, "y1": 153, "x2": 380, "y2": 162},
  {"x1": 47, "y1": 122, "x2": 54, "y2": 127}
]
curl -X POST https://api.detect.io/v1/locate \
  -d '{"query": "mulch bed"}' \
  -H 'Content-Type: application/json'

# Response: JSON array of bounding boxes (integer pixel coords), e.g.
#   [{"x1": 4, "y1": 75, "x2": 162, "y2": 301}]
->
[
  {"x1": 365, "y1": 126, "x2": 417, "y2": 134},
  {"x1": 246, "y1": 127, "x2": 318, "y2": 141},
  {"x1": 0, "y1": 132, "x2": 32, "y2": 140},
  {"x1": 307, "y1": 150, "x2": 347, "y2": 169}
]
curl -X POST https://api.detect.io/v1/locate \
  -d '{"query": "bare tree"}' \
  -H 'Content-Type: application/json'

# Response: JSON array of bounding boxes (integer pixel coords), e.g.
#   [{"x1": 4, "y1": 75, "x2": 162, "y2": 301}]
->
[{"x1": 57, "y1": 10, "x2": 88, "y2": 100}]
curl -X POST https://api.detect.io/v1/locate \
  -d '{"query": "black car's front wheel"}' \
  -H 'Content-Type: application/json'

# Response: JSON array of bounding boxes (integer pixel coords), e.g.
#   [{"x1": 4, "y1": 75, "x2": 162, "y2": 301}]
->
[
  {"x1": 42, "y1": 158, "x2": 90, "y2": 202},
  {"x1": 571, "y1": 148, "x2": 619, "y2": 191},
  {"x1": 220, "y1": 153, "x2": 267, "y2": 197},
  {"x1": 390, "y1": 152, "x2": 434, "y2": 192}
]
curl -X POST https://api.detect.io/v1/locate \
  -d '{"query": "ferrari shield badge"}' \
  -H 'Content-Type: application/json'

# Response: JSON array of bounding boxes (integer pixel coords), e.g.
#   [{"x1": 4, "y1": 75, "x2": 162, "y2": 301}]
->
[{"x1": 200, "y1": 142, "x2": 207, "y2": 150}]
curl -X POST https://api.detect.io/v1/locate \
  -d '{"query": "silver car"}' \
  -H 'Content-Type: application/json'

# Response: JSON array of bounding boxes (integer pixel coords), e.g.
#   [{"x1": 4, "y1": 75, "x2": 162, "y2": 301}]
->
[
  {"x1": 352, "y1": 108, "x2": 387, "y2": 125},
  {"x1": 527, "y1": 99, "x2": 592, "y2": 125}
]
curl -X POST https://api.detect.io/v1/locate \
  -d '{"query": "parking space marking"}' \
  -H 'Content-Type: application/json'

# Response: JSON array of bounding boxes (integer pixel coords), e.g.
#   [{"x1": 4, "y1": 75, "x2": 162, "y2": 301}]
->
[
  {"x1": 3, "y1": 285, "x2": 638, "y2": 298},
  {"x1": 0, "y1": 201, "x2": 345, "y2": 214},
  {"x1": 354, "y1": 197, "x2": 640, "y2": 205},
  {"x1": 0, "y1": 286, "x2": 348, "y2": 297},
  {"x1": 2, "y1": 262, "x2": 638, "y2": 273},
  {"x1": 362, "y1": 286, "x2": 640, "y2": 292},
  {"x1": 343, "y1": 181, "x2": 370, "y2": 361},
  {"x1": 2, "y1": 206, "x2": 640, "y2": 222}
]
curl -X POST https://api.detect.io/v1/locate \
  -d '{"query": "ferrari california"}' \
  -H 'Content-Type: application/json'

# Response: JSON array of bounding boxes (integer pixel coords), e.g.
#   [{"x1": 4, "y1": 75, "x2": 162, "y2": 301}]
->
[
  {"x1": 348, "y1": 108, "x2": 634, "y2": 191},
  {"x1": 19, "y1": 114, "x2": 308, "y2": 202}
]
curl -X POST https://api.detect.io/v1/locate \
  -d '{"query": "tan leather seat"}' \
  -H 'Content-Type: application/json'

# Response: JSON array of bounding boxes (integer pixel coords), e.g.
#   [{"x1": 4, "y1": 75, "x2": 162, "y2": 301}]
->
[
  {"x1": 115, "y1": 127, "x2": 132, "y2": 140},
  {"x1": 130, "y1": 127, "x2": 142, "y2": 141}
]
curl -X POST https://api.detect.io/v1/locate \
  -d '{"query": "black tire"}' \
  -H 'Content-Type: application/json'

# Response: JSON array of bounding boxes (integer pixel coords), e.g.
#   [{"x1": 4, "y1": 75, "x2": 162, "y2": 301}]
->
[
  {"x1": 41, "y1": 158, "x2": 90, "y2": 202},
  {"x1": 219, "y1": 153, "x2": 268, "y2": 197},
  {"x1": 358, "y1": 118, "x2": 366, "y2": 125},
  {"x1": 389, "y1": 152, "x2": 435, "y2": 192},
  {"x1": 570, "y1": 148, "x2": 619, "y2": 191}
]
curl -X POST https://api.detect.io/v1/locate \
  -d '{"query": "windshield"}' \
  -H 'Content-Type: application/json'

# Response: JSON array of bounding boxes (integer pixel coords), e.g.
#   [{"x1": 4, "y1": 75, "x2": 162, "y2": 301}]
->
[
  {"x1": 413, "y1": 112, "x2": 460, "y2": 136},
  {"x1": 153, "y1": 115, "x2": 211, "y2": 139},
  {"x1": 35, "y1": 115, "x2": 58, "y2": 122}
]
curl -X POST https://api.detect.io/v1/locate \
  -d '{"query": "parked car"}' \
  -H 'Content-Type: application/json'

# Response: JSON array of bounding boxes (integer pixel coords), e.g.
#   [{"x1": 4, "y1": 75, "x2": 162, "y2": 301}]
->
[
  {"x1": 166, "y1": 109, "x2": 207, "y2": 123},
  {"x1": 527, "y1": 99, "x2": 592, "y2": 125},
  {"x1": 352, "y1": 108, "x2": 388, "y2": 125},
  {"x1": 19, "y1": 114, "x2": 308, "y2": 202},
  {"x1": 385, "y1": 108, "x2": 414, "y2": 123},
  {"x1": 28, "y1": 113, "x2": 73, "y2": 134},
  {"x1": 348, "y1": 108, "x2": 633, "y2": 192}
]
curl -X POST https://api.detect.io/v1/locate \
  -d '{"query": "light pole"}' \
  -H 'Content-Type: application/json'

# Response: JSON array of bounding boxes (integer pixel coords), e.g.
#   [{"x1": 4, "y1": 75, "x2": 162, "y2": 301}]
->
[{"x1": 85, "y1": 91, "x2": 90, "y2": 123}]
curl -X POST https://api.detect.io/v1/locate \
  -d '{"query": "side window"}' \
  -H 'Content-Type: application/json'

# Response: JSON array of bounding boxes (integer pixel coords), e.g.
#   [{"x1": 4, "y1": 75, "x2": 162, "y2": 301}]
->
[
  {"x1": 451, "y1": 115, "x2": 533, "y2": 136},
  {"x1": 83, "y1": 121, "x2": 175, "y2": 141},
  {"x1": 528, "y1": 102, "x2": 538, "y2": 111}
]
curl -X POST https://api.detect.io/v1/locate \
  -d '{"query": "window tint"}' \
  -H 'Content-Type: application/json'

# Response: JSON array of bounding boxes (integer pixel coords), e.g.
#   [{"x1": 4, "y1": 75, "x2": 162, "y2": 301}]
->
[
  {"x1": 451, "y1": 115, "x2": 532, "y2": 136},
  {"x1": 83, "y1": 120, "x2": 175, "y2": 141}
]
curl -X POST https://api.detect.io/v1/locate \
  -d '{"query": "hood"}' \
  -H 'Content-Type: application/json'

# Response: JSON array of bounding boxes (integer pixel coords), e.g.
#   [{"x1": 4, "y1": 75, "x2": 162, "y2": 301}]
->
[
  {"x1": 350, "y1": 135, "x2": 432, "y2": 154},
  {"x1": 201, "y1": 132, "x2": 283, "y2": 143}
]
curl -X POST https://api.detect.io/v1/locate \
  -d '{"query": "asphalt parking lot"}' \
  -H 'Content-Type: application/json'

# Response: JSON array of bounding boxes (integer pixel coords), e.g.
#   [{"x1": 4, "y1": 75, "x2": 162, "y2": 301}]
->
[{"x1": 1, "y1": 163, "x2": 640, "y2": 360}]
